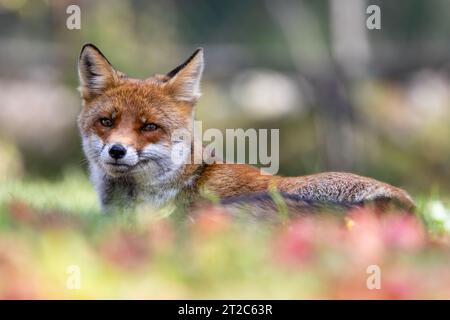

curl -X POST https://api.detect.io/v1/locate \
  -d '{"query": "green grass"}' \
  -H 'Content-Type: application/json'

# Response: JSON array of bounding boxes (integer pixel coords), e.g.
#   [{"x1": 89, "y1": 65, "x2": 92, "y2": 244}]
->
[
  {"x1": 0, "y1": 170, "x2": 100, "y2": 216},
  {"x1": 1, "y1": 169, "x2": 447, "y2": 233}
]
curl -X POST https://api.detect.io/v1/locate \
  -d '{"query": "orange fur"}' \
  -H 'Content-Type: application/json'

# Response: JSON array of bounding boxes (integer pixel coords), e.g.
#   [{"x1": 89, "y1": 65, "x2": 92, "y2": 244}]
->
[{"x1": 194, "y1": 165, "x2": 414, "y2": 210}]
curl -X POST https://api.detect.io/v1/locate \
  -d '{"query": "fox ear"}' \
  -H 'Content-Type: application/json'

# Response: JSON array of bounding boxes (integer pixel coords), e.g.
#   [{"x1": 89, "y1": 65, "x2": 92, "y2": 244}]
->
[
  {"x1": 166, "y1": 48, "x2": 204, "y2": 102},
  {"x1": 78, "y1": 44, "x2": 118, "y2": 100}
]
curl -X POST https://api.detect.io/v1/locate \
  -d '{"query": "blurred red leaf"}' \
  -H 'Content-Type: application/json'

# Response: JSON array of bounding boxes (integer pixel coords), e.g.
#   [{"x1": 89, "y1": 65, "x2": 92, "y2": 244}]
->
[
  {"x1": 100, "y1": 230, "x2": 151, "y2": 270},
  {"x1": 382, "y1": 214, "x2": 426, "y2": 251},
  {"x1": 191, "y1": 206, "x2": 232, "y2": 239},
  {"x1": 273, "y1": 218, "x2": 315, "y2": 265}
]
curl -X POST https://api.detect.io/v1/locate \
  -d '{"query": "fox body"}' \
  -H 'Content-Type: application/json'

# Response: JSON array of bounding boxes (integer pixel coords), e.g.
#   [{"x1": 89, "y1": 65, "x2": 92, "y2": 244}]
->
[{"x1": 77, "y1": 44, "x2": 414, "y2": 213}]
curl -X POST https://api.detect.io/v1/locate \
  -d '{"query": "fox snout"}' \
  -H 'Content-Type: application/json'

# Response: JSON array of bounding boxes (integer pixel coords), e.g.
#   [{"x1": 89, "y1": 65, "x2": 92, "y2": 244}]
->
[
  {"x1": 96, "y1": 140, "x2": 140, "y2": 174},
  {"x1": 108, "y1": 144, "x2": 127, "y2": 159},
  {"x1": 103, "y1": 143, "x2": 138, "y2": 175}
]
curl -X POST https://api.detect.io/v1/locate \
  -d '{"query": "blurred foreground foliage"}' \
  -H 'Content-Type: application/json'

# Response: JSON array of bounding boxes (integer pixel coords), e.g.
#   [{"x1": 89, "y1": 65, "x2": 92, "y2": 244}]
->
[{"x1": 1, "y1": 171, "x2": 450, "y2": 299}]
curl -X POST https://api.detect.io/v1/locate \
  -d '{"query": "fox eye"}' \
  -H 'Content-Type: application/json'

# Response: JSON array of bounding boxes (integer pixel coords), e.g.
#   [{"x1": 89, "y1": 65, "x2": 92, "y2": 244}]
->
[
  {"x1": 142, "y1": 123, "x2": 158, "y2": 132},
  {"x1": 100, "y1": 118, "x2": 113, "y2": 127}
]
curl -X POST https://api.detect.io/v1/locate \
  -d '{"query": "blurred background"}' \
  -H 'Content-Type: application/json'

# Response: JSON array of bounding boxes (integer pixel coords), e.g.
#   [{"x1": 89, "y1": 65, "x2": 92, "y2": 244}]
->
[{"x1": 1, "y1": 0, "x2": 450, "y2": 195}]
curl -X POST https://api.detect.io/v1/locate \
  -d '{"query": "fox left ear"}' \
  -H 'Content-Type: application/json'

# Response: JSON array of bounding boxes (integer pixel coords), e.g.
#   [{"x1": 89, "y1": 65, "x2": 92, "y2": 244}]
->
[
  {"x1": 166, "y1": 48, "x2": 204, "y2": 103},
  {"x1": 78, "y1": 43, "x2": 119, "y2": 100}
]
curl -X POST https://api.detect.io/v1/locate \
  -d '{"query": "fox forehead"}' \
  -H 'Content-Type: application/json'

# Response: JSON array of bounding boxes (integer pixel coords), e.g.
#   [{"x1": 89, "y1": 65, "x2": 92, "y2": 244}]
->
[{"x1": 79, "y1": 80, "x2": 193, "y2": 131}]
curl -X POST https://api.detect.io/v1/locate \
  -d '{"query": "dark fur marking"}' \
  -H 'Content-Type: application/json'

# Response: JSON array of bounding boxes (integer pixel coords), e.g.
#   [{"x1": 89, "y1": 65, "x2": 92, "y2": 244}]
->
[
  {"x1": 166, "y1": 48, "x2": 202, "y2": 78},
  {"x1": 221, "y1": 192, "x2": 360, "y2": 212},
  {"x1": 79, "y1": 43, "x2": 114, "y2": 66}
]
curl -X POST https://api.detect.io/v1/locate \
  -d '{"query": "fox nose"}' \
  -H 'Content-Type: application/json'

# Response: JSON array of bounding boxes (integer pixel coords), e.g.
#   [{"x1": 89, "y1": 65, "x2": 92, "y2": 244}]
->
[{"x1": 109, "y1": 144, "x2": 127, "y2": 159}]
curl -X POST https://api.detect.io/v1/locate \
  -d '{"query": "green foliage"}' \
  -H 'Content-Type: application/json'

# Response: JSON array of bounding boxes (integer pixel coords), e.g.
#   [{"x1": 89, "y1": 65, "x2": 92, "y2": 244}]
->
[{"x1": 1, "y1": 172, "x2": 450, "y2": 299}]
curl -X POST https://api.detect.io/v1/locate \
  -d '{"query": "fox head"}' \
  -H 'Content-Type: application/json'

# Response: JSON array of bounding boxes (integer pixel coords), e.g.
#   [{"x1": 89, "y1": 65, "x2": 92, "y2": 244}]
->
[{"x1": 77, "y1": 44, "x2": 204, "y2": 182}]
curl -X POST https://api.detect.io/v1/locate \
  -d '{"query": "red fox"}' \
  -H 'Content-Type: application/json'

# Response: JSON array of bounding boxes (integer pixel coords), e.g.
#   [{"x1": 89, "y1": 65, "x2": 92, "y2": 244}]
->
[{"x1": 77, "y1": 44, "x2": 414, "y2": 214}]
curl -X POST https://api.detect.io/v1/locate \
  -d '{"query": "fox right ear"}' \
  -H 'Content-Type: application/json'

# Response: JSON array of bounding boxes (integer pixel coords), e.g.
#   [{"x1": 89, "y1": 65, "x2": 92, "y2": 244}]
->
[
  {"x1": 78, "y1": 44, "x2": 118, "y2": 100},
  {"x1": 166, "y1": 48, "x2": 204, "y2": 103}
]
